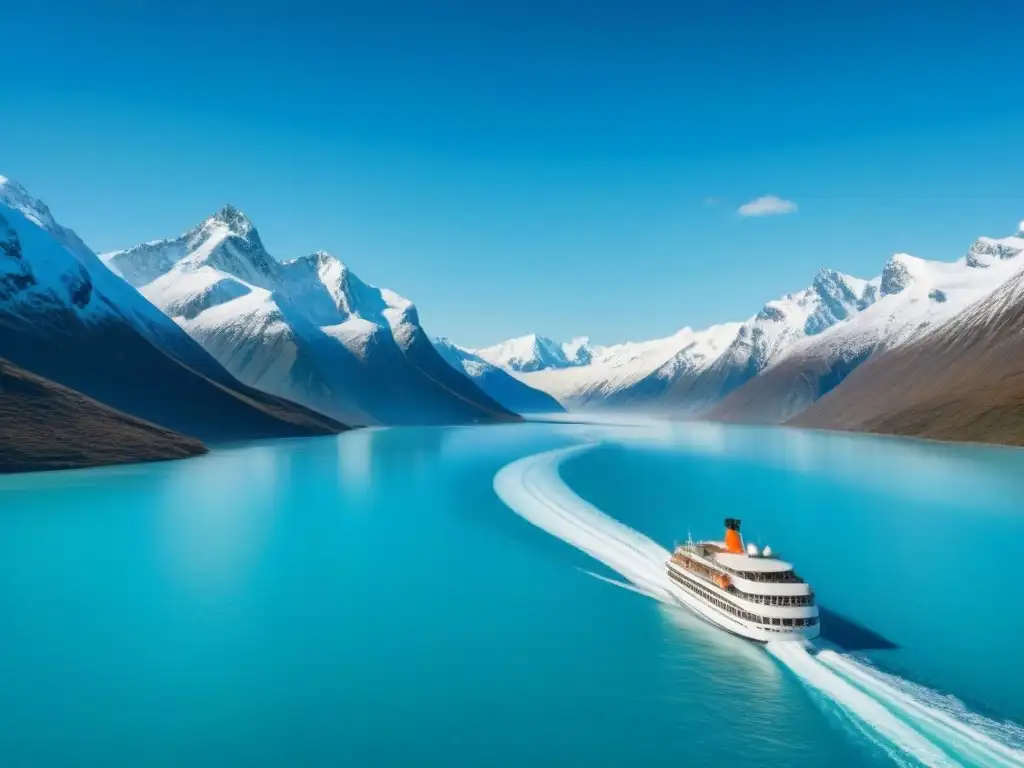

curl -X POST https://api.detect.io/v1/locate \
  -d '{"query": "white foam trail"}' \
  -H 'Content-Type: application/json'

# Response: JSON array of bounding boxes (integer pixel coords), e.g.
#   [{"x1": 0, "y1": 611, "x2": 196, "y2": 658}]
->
[
  {"x1": 817, "y1": 651, "x2": 1024, "y2": 767},
  {"x1": 851, "y1": 661, "x2": 1024, "y2": 753},
  {"x1": 493, "y1": 442, "x2": 1024, "y2": 768},
  {"x1": 494, "y1": 443, "x2": 675, "y2": 602},
  {"x1": 766, "y1": 641, "x2": 959, "y2": 767}
]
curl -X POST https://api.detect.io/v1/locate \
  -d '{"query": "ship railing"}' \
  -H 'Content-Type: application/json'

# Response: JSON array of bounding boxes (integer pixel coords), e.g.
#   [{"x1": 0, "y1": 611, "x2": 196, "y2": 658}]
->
[{"x1": 669, "y1": 558, "x2": 815, "y2": 607}]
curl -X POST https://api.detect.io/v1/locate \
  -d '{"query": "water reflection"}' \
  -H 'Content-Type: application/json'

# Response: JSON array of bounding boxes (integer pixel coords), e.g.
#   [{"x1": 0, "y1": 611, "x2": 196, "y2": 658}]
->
[
  {"x1": 157, "y1": 444, "x2": 284, "y2": 596},
  {"x1": 337, "y1": 428, "x2": 380, "y2": 493}
]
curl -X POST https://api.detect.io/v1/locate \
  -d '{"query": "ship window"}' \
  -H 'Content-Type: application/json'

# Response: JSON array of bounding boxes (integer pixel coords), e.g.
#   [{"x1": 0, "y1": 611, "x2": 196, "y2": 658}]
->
[
  {"x1": 772, "y1": 617, "x2": 780, "y2": 626},
  {"x1": 783, "y1": 618, "x2": 793, "y2": 627}
]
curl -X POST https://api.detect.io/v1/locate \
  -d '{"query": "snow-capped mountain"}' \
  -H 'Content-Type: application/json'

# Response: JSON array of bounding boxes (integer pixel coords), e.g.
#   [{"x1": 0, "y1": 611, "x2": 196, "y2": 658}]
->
[
  {"x1": 640, "y1": 268, "x2": 880, "y2": 417},
  {"x1": 431, "y1": 337, "x2": 564, "y2": 414},
  {"x1": 472, "y1": 268, "x2": 877, "y2": 413},
  {"x1": 709, "y1": 224, "x2": 1024, "y2": 423},
  {"x1": 474, "y1": 333, "x2": 596, "y2": 373},
  {"x1": 792, "y1": 223, "x2": 1024, "y2": 444},
  {"x1": 467, "y1": 219, "x2": 1024, "y2": 426},
  {"x1": 492, "y1": 325, "x2": 740, "y2": 410},
  {"x1": 103, "y1": 206, "x2": 518, "y2": 426},
  {"x1": 0, "y1": 176, "x2": 344, "y2": 440}
]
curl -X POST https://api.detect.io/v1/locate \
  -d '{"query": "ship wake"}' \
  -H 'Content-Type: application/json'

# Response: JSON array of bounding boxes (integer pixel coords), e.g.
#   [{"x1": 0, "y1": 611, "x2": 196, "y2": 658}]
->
[{"x1": 494, "y1": 442, "x2": 1024, "y2": 767}]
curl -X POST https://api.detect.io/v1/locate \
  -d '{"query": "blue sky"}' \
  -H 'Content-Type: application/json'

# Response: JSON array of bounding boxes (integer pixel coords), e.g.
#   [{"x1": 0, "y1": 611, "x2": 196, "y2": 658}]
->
[{"x1": 3, "y1": 0, "x2": 1023, "y2": 347}]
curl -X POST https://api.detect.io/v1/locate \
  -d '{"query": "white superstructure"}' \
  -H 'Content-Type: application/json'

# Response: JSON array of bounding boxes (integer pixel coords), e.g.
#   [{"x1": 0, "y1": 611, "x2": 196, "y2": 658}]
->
[{"x1": 665, "y1": 518, "x2": 819, "y2": 643}]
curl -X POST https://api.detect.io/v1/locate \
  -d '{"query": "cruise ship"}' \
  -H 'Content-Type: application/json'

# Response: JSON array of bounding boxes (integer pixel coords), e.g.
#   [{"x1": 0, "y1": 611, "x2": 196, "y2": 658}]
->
[{"x1": 666, "y1": 518, "x2": 819, "y2": 642}]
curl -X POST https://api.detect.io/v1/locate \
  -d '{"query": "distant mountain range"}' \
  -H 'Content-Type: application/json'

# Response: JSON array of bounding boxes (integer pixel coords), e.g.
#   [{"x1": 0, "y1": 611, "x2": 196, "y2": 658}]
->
[
  {"x1": 430, "y1": 337, "x2": 564, "y2": 414},
  {"x1": 461, "y1": 219, "x2": 1024, "y2": 445},
  {"x1": 6, "y1": 168, "x2": 1022, "y2": 467}
]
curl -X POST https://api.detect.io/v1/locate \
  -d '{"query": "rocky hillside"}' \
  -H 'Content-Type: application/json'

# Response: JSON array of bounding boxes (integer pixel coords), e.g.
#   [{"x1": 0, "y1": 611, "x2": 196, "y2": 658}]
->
[{"x1": 0, "y1": 357, "x2": 206, "y2": 473}]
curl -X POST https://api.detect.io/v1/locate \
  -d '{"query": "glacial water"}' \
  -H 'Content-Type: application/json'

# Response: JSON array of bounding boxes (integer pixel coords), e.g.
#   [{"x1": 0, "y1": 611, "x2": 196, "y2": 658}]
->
[{"x1": 1, "y1": 421, "x2": 1022, "y2": 767}]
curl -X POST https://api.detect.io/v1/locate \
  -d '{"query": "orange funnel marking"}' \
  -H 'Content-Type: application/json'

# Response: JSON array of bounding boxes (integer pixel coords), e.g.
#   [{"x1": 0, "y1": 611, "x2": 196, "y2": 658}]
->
[{"x1": 724, "y1": 518, "x2": 743, "y2": 554}]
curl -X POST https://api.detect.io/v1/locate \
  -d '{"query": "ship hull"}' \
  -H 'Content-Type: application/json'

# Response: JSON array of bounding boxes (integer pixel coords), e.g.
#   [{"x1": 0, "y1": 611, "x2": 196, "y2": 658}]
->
[{"x1": 665, "y1": 578, "x2": 820, "y2": 644}]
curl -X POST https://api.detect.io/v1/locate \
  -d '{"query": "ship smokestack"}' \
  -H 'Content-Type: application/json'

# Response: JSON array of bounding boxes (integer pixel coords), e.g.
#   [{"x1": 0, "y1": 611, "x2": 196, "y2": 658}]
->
[{"x1": 724, "y1": 518, "x2": 743, "y2": 554}]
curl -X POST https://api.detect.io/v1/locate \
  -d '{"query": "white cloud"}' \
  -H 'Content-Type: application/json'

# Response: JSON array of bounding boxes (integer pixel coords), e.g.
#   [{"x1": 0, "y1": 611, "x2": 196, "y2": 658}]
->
[{"x1": 737, "y1": 195, "x2": 798, "y2": 217}]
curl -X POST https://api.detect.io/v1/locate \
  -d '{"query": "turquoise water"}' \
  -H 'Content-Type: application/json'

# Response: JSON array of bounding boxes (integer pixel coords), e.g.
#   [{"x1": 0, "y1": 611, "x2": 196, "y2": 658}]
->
[{"x1": 1, "y1": 422, "x2": 1022, "y2": 766}]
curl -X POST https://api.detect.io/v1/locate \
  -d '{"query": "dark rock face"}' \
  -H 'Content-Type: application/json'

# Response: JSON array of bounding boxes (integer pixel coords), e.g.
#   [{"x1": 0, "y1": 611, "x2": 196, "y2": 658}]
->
[
  {"x1": 64, "y1": 266, "x2": 93, "y2": 308},
  {"x1": 0, "y1": 213, "x2": 23, "y2": 260},
  {"x1": 880, "y1": 259, "x2": 911, "y2": 296},
  {"x1": 0, "y1": 213, "x2": 37, "y2": 295}
]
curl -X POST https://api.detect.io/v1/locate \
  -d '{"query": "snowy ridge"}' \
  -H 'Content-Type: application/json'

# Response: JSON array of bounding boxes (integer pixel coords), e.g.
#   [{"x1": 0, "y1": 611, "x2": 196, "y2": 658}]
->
[
  {"x1": 503, "y1": 324, "x2": 741, "y2": 410},
  {"x1": 467, "y1": 267, "x2": 878, "y2": 412},
  {"x1": 431, "y1": 337, "x2": 565, "y2": 414},
  {"x1": 784, "y1": 249, "x2": 1024, "y2": 360},
  {"x1": 103, "y1": 206, "x2": 517, "y2": 426},
  {"x1": 466, "y1": 219, "x2": 1024, "y2": 421},
  {"x1": 642, "y1": 268, "x2": 881, "y2": 416},
  {"x1": 0, "y1": 175, "x2": 96, "y2": 265},
  {"x1": 712, "y1": 233, "x2": 1024, "y2": 422},
  {"x1": 0, "y1": 182, "x2": 116, "y2": 326},
  {"x1": 474, "y1": 333, "x2": 596, "y2": 373},
  {"x1": 0, "y1": 176, "x2": 343, "y2": 439},
  {"x1": 1, "y1": 177, "x2": 242, "y2": 366}
]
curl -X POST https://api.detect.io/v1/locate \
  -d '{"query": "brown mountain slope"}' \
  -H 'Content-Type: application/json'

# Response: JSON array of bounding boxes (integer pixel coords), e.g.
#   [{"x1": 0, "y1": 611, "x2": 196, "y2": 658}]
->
[
  {"x1": 790, "y1": 268, "x2": 1024, "y2": 446},
  {"x1": 704, "y1": 344, "x2": 874, "y2": 425},
  {"x1": 0, "y1": 358, "x2": 207, "y2": 473}
]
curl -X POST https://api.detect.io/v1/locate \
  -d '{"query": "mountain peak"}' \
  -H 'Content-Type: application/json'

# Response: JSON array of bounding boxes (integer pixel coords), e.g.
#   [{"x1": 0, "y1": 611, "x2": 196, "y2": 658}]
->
[
  {"x1": 0, "y1": 175, "x2": 28, "y2": 197},
  {"x1": 562, "y1": 336, "x2": 594, "y2": 366},
  {"x1": 286, "y1": 250, "x2": 341, "y2": 270},
  {"x1": 813, "y1": 266, "x2": 840, "y2": 283},
  {"x1": 311, "y1": 249, "x2": 342, "y2": 267},
  {"x1": 964, "y1": 220, "x2": 1024, "y2": 268},
  {"x1": 811, "y1": 267, "x2": 846, "y2": 298},
  {"x1": 0, "y1": 176, "x2": 97, "y2": 264},
  {"x1": 211, "y1": 204, "x2": 255, "y2": 237},
  {"x1": 0, "y1": 175, "x2": 55, "y2": 229},
  {"x1": 880, "y1": 254, "x2": 915, "y2": 296}
]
